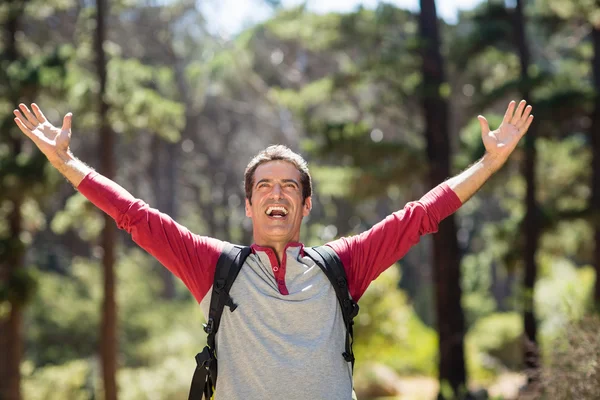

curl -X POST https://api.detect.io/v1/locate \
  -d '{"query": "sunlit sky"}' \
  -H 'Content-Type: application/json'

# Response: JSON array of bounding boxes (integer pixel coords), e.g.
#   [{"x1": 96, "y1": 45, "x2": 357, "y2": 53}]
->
[{"x1": 202, "y1": 0, "x2": 485, "y2": 36}]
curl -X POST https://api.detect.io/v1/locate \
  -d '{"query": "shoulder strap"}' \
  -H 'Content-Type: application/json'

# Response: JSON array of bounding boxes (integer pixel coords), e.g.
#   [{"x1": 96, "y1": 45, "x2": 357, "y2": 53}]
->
[
  {"x1": 189, "y1": 242, "x2": 252, "y2": 400},
  {"x1": 205, "y1": 242, "x2": 252, "y2": 350},
  {"x1": 303, "y1": 245, "x2": 359, "y2": 370}
]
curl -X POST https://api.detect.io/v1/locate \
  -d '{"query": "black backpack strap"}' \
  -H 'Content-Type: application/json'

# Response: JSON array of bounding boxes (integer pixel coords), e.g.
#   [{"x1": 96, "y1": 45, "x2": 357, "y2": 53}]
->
[
  {"x1": 303, "y1": 245, "x2": 360, "y2": 371},
  {"x1": 188, "y1": 243, "x2": 252, "y2": 400}
]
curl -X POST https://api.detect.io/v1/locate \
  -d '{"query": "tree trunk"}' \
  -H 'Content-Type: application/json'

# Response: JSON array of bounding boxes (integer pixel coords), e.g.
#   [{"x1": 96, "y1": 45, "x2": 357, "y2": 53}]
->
[
  {"x1": 0, "y1": 2, "x2": 25, "y2": 398},
  {"x1": 151, "y1": 135, "x2": 176, "y2": 299},
  {"x1": 418, "y1": 0, "x2": 466, "y2": 398},
  {"x1": 591, "y1": 26, "x2": 600, "y2": 309},
  {"x1": 0, "y1": 210, "x2": 25, "y2": 400},
  {"x1": 94, "y1": 0, "x2": 118, "y2": 397},
  {"x1": 514, "y1": 0, "x2": 540, "y2": 381}
]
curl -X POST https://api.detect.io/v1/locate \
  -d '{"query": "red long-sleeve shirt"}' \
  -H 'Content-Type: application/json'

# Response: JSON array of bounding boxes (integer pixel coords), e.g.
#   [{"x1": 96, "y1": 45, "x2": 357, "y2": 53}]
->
[{"x1": 78, "y1": 171, "x2": 462, "y2": 302}]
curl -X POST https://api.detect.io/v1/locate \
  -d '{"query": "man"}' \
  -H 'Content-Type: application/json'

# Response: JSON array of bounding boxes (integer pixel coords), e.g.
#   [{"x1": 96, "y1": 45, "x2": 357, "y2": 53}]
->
[{"x1": 13, "y1": 100, "x2": 533, "y2": 399}]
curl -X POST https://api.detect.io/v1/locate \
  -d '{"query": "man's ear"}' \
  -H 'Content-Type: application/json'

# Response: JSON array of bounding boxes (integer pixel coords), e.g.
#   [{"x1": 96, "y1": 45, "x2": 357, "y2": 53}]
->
[
  {"x1": 245, "y1": 198, "x2": 252, "y2": 218},
  {"x1": 303, "y1": 196, "x2": 312, "y2": 217}
]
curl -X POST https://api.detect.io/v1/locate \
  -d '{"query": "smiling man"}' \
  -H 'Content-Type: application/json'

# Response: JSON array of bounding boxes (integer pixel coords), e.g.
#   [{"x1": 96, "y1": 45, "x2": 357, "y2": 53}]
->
[
  {"x1": 245, "y1": 157, "x2": 312, "y2": 260},
  {"x1": 13, "y1": 100, "x2": 532, "y2": 400}
]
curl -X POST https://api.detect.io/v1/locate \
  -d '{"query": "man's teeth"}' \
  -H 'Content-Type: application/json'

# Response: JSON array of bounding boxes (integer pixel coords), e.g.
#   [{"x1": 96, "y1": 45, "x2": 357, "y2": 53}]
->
[{"x1": 266, "y1": 206, "x2": 288, "y2": 216}]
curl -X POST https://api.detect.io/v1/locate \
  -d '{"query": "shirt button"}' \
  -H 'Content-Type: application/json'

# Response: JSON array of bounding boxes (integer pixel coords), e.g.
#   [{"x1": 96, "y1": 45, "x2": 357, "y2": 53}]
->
[{"x1": 273, "y1": 266, "x2": 279, "y2": 272}]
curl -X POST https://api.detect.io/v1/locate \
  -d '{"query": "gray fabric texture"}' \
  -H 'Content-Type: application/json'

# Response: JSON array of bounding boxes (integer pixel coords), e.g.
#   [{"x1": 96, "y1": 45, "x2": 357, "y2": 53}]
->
[{"x1": 199, "y1": 244, "x2": 353, "y2": 400}]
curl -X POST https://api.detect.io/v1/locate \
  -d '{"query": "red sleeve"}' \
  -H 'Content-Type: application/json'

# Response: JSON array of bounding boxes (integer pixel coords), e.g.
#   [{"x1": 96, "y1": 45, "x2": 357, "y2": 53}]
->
[
  {"x1": 326, "y1": 183, "x2": 462, "y2": 301},
  {"x1": 77, "y1": 171, "x2": 223, "y2": 303}
]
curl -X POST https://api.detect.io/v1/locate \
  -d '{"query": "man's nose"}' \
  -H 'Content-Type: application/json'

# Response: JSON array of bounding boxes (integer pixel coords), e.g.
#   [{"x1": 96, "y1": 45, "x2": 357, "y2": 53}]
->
[{"x1": 270, "y1": 184, "x2": 283, "y2": 198}]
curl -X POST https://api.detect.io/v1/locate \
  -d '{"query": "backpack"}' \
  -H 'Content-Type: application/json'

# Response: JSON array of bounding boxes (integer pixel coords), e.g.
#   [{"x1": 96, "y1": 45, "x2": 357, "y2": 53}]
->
[{"x1": 187, "y1": 243, "x2": 360, "y2": 400}]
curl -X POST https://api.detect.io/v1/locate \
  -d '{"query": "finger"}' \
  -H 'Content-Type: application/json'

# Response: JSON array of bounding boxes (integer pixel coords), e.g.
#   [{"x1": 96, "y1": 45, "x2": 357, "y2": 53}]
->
[
  {"x1": 61, "y1": 113, "x2": 72, "y2": 131},
  {"x1": 18, "y1": 103, "x2": 40, "y2": 126},
  {"x1": 517, "y1": 105, "x2": 532, "y2": 128},
  {"x1": 521, "y1": 115, "x2": 534, "y2": 136},
  {"x1": 14, "y1": 117, "x2": 36, "y2": 140},
  {"x1": 31, "y1": 103, "x2": 47, "y2": 123},
  {"x1": 511, "y1": 100, "x2": 527, "y2": 125},
  {"x1": 503, "y1": 101, "x2": 516, "y2": 124},
  {"x1": 478, "y1": 115, "x2": 490, "y2": 135},
  {"x1": 13, "y1": 109, "x2": 35, "y2": 130}
]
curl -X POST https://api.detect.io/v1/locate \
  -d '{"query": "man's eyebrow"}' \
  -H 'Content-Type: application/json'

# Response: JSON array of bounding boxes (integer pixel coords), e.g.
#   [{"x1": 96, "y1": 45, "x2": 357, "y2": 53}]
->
[
  {"x1": 255, "y1": 178, "x2": 299, "y2": 186},
  {"x1": 282, "y1": 179, "x2": 299, "y2": 186},
  {"x1": 255, "y1": 178, "x2": 272, "y2": 186}
]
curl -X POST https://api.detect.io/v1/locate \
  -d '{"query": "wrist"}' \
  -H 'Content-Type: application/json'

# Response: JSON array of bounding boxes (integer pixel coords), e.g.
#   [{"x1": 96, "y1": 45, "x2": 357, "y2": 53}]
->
[
  {"x1": 480, "y1": 152, "x2": 504, "y2": 175},
  {"x1": 47, "y1": 149, "x2": 73, "y2": 165},
  {"x1": 47, "y1": 150, "x2": 93, "y2": 188}
]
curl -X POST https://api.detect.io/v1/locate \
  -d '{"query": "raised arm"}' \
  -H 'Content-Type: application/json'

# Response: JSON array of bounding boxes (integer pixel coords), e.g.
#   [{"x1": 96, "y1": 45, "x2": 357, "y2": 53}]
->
[
  {"x1": 327, "y1": 183, "x2": 462, "y2": 301},
  {"x1": 328, "y1": 100, "x2": 533, "y2": 300},
  {"x1": 13, "y1": 103, "x2": 222, "y2": 303}
]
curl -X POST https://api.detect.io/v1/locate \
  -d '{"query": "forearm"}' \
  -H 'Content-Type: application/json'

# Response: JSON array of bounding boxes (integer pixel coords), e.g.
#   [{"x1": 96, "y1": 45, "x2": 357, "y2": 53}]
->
[
  {"x1": 445, "y1": 153, "x2": 503, "y2": 203},
  {"x1": 47, "y1": 151, "x2": 94, "y2": 188}
]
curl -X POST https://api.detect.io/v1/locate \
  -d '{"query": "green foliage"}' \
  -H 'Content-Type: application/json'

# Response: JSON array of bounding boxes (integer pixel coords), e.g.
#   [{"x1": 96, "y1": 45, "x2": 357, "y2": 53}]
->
[
  {"x1": 118, "y1": 356, "x2": 192, "y2": 400},
  {"x1": 461, "y1": 252, "x2": 497, "y2": 325},
  {"x1": 534, "y1": 257, "x2": 595, "y2": 347},
  {"x1": 107, "y1": 58, "x2": 185, "y2": 141},
  {"x1": 263, "y1": 7, "x2": 342, "y2": 52},
  {"x1": 271, "y1": 78, "x2": 334, "y2": 114},
  {"x1": 466, "y1": 312, "x2": 523, "y2": 379},
  {"x1": 451, "y1": 1, "x2": 514, "y2": 70},
  {"x1": 310, "y1": 164, "x2": 359, "y2": 198},
  {"x1": 264, "y1": 5, "x2": 427, "y2": 203},
  {"x1": 24, "y1": 247, "x2": 205, "y2": 397},
  {"x1": 26, "y1": 248, "x2": 205, "y2": 367},
  {"x1": 27, "y1": 257, "x2": 102, "y2": 366},
  {"x1": 22, "y1": 359, "x2": 98, "y2": 400},
  {"x1": 538, "y1": 0, "x2": 600, "y2": 26},
  {"x1": 0, "y1": 266, "x2": 39, "y2": 307},
  {"x1": 536, "y1": 136, "x2": 590, "y2": 210},
  {"x1": 115, "y1": 249, "x2": 202, "y2": 366},
  {"x1": 51, "y1": 192, "x2": 104, "y2": 240},
  {"x1": 354, "y1": 265, "x2": 438, "y2": 376}
]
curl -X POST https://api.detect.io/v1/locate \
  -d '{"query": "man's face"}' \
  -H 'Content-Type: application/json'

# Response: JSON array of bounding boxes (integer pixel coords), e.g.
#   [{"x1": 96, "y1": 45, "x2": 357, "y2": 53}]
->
[{"x1": 245, "y1": 160, "x2": 312, "y2": 245}]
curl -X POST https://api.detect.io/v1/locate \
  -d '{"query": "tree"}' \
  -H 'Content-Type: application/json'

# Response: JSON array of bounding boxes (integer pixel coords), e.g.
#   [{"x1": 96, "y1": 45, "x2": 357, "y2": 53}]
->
[
  {"x1": 591, "y1": 25, "x2": 600, "y2": 309},
  {"x1": 0, "y1": 0, "x2": 67, "y2": 396},
  {"x1": 514, "y1": 0, "x2": 541, "y2": 382},
  {"x1": 94, "y1": 0, "x2": 118, "y2": 397},
  {"x1": 418, "y1": 0, "x2": 466, "y2": 397},
  {"x1": 0, "y1": 3, "x2": 28, "y2": 398},
  {"x1": 150, "y1": 136, "x2": 178, "y2": 298}
]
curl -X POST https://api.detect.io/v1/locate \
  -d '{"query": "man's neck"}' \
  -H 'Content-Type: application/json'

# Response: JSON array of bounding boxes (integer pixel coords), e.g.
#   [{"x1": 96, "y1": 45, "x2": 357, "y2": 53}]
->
[{"x1": 253, "y1": 239, "x2": 299, "y2": 265}]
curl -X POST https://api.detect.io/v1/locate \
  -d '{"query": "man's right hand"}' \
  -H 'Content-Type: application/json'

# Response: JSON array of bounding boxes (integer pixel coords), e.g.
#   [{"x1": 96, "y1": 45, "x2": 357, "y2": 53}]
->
[
  {"x1": 13, "y1": 103, "x2": 72, "y2": 162},
  {"x1": 13, "y1": 103, "x2": 91, "y2": 187}
]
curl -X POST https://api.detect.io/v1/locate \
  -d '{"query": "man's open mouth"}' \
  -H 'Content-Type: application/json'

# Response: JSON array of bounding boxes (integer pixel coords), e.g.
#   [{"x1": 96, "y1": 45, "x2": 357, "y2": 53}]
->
[{"x1": 265, "y1": 206, "x2": 289, "y2": 219}]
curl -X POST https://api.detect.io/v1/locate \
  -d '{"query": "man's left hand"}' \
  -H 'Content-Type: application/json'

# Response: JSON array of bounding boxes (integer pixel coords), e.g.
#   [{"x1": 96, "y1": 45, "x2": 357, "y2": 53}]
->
[{"x1": 477, "y1": 99, "x2": 534, "y2": 171}]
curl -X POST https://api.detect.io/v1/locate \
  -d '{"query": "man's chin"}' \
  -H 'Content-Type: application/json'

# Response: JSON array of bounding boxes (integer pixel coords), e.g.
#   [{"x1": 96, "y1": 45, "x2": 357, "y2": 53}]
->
[
  {"x1": 264, "y1": 228, "x2": 291, "y2": 236},
  {"x1": 261, "y1": 227, "x2": 297, "y2": 240}
]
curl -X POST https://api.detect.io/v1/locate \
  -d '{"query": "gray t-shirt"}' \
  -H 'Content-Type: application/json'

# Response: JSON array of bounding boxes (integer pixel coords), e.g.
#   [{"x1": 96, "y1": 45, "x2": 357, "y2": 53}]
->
[{"x1": 200, "y1": 245, "x2": 353, "y2": 400}]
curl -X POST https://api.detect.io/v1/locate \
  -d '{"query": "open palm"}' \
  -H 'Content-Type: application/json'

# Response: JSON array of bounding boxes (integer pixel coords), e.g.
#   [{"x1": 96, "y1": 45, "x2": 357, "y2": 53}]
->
[
  {"x1": 478, "y1": 100, "x2": 533, "y2": 160},
  {"x1": 13, "y1": 103, "x2": 72, "y2": 159}
]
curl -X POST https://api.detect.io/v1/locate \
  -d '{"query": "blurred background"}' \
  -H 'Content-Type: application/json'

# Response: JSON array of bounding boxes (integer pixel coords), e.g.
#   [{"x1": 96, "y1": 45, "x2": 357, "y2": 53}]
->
[{"x1": 1, "y1": 0, "x2": 600, "y2": 399}]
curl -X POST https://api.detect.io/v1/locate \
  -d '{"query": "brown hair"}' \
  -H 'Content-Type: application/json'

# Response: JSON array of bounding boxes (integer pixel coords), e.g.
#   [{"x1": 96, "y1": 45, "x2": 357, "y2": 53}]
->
[{"x1": 244, "y1": 145, "x2": 312, "y2": 204}]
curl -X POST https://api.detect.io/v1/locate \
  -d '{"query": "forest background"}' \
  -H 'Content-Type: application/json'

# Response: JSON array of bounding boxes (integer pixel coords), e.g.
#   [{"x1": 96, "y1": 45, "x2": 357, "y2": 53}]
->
[{"x1": 1, "y1": 0, "x2": 600, "y2": 399}]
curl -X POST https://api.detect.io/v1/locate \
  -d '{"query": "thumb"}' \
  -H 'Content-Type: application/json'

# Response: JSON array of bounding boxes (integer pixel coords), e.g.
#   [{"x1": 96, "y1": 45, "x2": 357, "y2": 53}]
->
[
  {"x1": 478, "y1": 115, "x2": 490, "y2": 135},
  {"x1": 62, "y1": 113, "x2": 72, "y2": 132}
]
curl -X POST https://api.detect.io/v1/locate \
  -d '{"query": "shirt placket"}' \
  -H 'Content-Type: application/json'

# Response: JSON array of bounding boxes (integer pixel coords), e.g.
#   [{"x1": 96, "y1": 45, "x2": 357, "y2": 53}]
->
[{"x1": 264, "y1": 249, "x2": 289, "y2": 295}]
